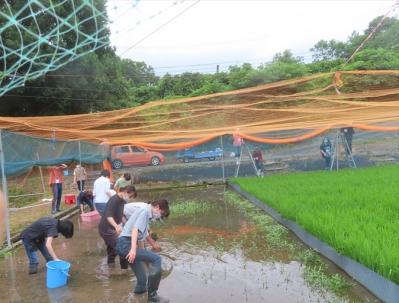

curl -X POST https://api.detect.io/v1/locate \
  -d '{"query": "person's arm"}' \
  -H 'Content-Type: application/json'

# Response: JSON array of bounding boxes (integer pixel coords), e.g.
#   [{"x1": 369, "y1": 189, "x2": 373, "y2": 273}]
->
[
  {"x1": 146, "y1": 234, "x2": 161, "y2": 252},
  {"x1": 73, "y1": 169, "x2": 77, "y2": 184},
  {"x1": 58, "y1": 164, "x2": 67, "y2": 169},
  {"x1": 126, "y1": 228, "x2": 138, "y2": 263},
  {"x1": 46, "y1": 237, "x2": 59, "y2": 260},
  {"x1": 106, "y1": 217, "x2": 122, "y2": 234}
]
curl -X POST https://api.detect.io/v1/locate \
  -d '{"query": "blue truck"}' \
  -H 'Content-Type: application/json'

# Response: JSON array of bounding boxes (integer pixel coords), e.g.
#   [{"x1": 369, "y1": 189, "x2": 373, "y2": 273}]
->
[{"x1": 176, "y1": 148, "x2": 223, "y2": 163}]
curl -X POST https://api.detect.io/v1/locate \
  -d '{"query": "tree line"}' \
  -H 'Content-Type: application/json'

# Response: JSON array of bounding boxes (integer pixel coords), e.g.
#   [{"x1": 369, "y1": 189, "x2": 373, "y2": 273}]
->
[{"x1": 0, "y1": 1, "x2": 398, "y2": 116}]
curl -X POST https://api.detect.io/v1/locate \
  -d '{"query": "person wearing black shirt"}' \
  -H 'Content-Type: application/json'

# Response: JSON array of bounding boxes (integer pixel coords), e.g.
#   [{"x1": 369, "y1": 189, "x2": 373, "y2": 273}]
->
[
  {"x1": 99, "y1": 185, "x2": 137, "y2": 269},
  {"x1": 20, "y1": 217, "x2": 74, "y2": 274},
  {"x1": 340, "y1": 127, "x2": 355, "y2": 155}
]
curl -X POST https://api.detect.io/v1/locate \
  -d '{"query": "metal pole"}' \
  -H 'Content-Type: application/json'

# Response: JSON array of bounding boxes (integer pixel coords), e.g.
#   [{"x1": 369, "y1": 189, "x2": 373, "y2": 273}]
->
[
  {"x1": 0, "y1": 130, "x2": 12, "y2": 248},
  {"x1": 36, "y1": 152, "x2": 46, "y2": 194},
  {"x1": 336, "y1": 132, "x2": 339, "y2": 170},
  {"x1": 78, "y1": 140, "x2": 82, "y2": 165},
  {"x1": 220, "y1": 136, "x2": 225, "y2": 182}
]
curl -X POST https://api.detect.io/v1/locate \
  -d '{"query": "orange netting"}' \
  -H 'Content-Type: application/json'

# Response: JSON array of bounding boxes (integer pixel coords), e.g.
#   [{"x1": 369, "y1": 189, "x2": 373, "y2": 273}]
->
[{"x1": 0, "y1": 70, "x2": 398, "y2": 151}]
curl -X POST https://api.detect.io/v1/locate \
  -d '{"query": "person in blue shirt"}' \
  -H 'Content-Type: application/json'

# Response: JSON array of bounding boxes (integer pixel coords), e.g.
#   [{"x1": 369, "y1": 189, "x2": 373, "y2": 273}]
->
[
  {"x1": 77, "y1": 190, "x2": 94, "y2": 214},
  {"x1": 116, "y1": 199, "x2": 170, "y2": 303}
]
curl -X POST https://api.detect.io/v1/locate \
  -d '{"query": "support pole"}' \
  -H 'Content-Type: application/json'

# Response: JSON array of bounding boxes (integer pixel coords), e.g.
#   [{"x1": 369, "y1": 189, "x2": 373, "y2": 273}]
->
[
  {"x1": 0, "y1": 130, "x2": 12, "y2": 248},
  {"x1": 78, "y1": 140, "x2": 82, "y2": 165},
  {"x1": 220, "y1": 136, "x2": 225, "y2": 182},
  {"x1": 36, "y1": 152, "x2": 46, "y2": 194}
]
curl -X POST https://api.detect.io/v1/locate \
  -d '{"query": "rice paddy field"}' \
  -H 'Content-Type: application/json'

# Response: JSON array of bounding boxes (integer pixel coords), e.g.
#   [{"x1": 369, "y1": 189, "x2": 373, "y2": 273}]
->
[{"x1": 233, "y1": 165, "x2": 399, "y2": 284}]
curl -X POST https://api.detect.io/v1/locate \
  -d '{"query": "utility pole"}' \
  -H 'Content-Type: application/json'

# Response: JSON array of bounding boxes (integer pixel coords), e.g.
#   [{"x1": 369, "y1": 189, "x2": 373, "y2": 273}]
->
[{"x1": 216, "y1": 64, "x2": 219, "y2": 73}]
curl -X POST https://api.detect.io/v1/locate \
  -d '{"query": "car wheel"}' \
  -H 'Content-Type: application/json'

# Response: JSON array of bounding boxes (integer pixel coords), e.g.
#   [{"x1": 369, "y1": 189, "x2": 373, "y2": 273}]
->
[
  {"x1": 208, "y1": 157, "x2": 216, "y2": 161},
  {"x1": 151, "y1": 156, "x2": 160, "y2": 166},
  {"x1": 112, "y1": 159, "x2": 123, "y2": 169}
]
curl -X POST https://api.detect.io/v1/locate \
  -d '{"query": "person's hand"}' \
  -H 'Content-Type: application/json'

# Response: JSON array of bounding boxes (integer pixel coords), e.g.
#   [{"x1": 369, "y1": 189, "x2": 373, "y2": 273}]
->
[
  {"x1": 126, "y1": 248, "x2": 136, "y2": 263},
  {"x1": 151, "y1": 242, "x2": 161, "y2": 252},
  {"x1": 53, "y1": 257, "x2": 60, "y2": 261},
  {"x1": 115, "y1": 224, "x2": 123, "y2": 235}
]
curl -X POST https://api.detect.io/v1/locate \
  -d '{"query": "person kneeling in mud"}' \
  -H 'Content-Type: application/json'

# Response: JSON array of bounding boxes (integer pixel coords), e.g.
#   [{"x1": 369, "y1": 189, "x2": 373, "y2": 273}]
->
[
  {"x1": 117, "y1": 199, "x2": 170, "y2": 303},
  {"x1": 99, "y1": 185, "x2": 137, "y2": 269},
  {"x1": 20, "y1": 217, "x2": 74, "y2": 274}
]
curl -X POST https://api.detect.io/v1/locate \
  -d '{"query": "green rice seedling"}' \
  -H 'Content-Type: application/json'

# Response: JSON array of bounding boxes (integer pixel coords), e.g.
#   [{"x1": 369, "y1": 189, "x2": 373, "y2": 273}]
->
[
  {"x1": 171, "y1": 200, "x2": 214, "y2": 218},
  {"x1": 233, "y1": 165, "x2": 399, "y2": 284}
]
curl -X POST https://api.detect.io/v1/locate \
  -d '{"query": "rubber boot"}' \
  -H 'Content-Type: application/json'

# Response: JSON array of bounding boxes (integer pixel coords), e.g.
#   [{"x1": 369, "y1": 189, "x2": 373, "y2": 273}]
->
[
  {"x1": 107, "y1": 256, "x2": 115, "y2": 264},
  {"x1": 29, "y1": 263, "x2": 38, "y2": 275},
  {"x1": 148, "y1": 294, "x2": 169, "y2": 303},
  {"x1": 148, "y1": 270, "x2": 169, "y2": 303},
  {"x1": 120, "y1": 257, "x2": 128, "y2": 269}
]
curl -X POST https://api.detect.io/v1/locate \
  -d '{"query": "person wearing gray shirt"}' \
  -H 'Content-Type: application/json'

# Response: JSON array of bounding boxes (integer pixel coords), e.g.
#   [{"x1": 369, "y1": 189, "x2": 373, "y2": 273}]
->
[{"x1": 116, "y1": 199, "x2": 170, "y2": 303}]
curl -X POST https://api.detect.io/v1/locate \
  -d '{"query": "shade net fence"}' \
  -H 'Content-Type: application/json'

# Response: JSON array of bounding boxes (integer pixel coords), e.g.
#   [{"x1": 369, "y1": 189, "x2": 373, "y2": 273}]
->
[
  {"x1": 0, "y1": 70, "x2": 397, "y2": 181},
  {"x1": 0, "y1": 0, "x2": 109, "y2": 97}
]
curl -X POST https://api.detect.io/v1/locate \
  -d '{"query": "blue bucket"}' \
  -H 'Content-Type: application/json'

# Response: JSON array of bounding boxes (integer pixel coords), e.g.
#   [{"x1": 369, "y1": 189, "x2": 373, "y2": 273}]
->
[{"x1": 46, "y1": 260, "x2": 71, "y2": 288}]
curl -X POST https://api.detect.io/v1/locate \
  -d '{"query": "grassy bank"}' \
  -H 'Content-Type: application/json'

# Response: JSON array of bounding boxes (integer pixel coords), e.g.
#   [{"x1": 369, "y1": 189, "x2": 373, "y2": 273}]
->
[{"x1": 233, "y1": 165, "x2": 399, "y2": 284}]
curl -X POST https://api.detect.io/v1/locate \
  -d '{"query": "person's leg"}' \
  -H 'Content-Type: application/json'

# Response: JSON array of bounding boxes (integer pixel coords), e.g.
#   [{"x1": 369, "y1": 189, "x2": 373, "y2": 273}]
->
[
  {"x1": 116, "y1": 237, "x2": 148, "y2": 294},
  {"x1": 95, "y1": 203, "x2": 106, "y2": 215},
  {"x1": 81, "y1": 180, "x2": 85, "y2": 191},
  {"x1": 56, "y1": 183, "x2": 62, "y2": 212},
  {"x1": 84, "y1": 200, "x2": 94, "y2": 211},
  {"x1": 131, "y1": 248, "x2": 166, "y2": 302},
  {"x1": 36, "y1": 241, "x2": 53, "y2": 262},
  {"x1": 51, "y1": 184, "x2": 57, "y2": 214},
  {"x1": 22, "y1": 238, "x2": 39, "y2": 274},
  {"x1": 100, "y1": 231, "x2": 118, "y2": 264},
  {"x1": 77, "y1": 181, "x2": 82, "y2": 191},
  {"x1": 326, "y1": 156, "x2": 331, "y2": 169},
  {"x1": 87, "y1": 199, "x2": 94, "y2": 211},
  {"x1": 347, "y1": 137, "x2": 353, "y2": 153}
]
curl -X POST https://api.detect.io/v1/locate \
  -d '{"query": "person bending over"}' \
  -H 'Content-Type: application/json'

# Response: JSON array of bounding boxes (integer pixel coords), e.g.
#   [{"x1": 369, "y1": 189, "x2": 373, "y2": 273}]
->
[
  {"x1": 117, "y1": 199, "x2": 170, "y2": 303},
  {"x1": 77, "y1": 190, "x2": 94, "y2": 214},
  {"x1": 20, "y1": 217, "x2": 74, "y2": 274}
]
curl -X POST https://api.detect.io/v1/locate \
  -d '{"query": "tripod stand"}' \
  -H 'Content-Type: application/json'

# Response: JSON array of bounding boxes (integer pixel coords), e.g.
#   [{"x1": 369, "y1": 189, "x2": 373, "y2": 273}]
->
[
  {"x1": 234, "y1": 140, "x2": 260, "y2": 177},
  {"x1": 330, "y1": 131, "x2": 356, "y2": 170}
]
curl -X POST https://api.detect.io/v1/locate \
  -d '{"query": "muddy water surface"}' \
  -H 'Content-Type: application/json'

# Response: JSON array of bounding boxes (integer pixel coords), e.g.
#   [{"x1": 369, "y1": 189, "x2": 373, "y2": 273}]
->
[{"x1": 0, "y1": 186, "x2": 379, "y2": 303}]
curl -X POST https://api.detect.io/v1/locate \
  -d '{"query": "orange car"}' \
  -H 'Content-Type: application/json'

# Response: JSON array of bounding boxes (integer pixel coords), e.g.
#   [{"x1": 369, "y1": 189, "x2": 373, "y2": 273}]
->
[{"x1": 110, "y1": 145, "x2": 165, "y2": 169}]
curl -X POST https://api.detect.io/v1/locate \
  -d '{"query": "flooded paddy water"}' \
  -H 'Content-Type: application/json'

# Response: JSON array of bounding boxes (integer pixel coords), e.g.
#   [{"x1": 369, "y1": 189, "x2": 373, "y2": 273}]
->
[{"x1": 0, "y1": 186, "x2": 379, "y2": 303}]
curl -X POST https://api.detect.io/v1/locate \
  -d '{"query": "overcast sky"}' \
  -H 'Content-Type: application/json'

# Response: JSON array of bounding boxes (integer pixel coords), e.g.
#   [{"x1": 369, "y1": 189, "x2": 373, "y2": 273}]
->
[{"x1": 106, "y1": 0, "x2": 397, "y2": 75}]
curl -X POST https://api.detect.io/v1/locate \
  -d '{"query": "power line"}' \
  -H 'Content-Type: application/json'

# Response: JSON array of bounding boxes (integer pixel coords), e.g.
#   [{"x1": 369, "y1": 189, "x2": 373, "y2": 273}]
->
[
  {"x1": 26, "y1": 51, "x2": 312, "y2": 79},
  {"x1": 119, "y1": 0, "x2": 201, "y2": 56},
  {"x1": 3, "y1": 94, "x2": 107, "y2": 102},
  {"x1": 112, "y1": 0, "x2": 188, "y2": 36}
]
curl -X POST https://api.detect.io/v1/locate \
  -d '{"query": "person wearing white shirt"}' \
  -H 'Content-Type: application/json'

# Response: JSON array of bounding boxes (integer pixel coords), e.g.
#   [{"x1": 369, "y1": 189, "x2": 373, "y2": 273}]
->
[{"x1": 93, "y1": 170, "x2": 113, "y2": 215}]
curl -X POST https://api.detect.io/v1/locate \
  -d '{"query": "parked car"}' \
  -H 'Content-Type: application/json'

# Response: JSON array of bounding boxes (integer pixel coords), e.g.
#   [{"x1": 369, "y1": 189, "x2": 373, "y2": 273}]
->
[
  {"x1": 176, "y1": 148, "x2": 223, "y2": 163},
  {"x1": 110, "y1": 145, "x2": 165, "y2": 169}
]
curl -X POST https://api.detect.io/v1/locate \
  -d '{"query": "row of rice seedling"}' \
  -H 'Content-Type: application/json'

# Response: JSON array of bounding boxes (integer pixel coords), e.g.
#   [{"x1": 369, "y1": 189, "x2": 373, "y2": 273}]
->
[{"x1": 233, "y1": 165, "x2": 399, "y2": 284}]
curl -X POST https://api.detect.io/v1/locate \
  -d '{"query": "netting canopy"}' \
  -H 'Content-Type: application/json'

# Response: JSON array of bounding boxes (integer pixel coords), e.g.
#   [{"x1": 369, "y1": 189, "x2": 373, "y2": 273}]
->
[
  {"x1": 0, "y1": 70, "x2": 398, "y2": 151},
  {"x1": 0, "y1": 0, "x2": 108, "y2": 96}
]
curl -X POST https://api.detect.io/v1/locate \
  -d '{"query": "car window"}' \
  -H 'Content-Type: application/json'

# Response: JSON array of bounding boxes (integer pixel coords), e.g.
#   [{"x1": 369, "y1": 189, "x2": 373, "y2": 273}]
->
[
  {"x1": 115, "y1": 146, "x2": 130, "y2": 153},
  {"x1": 131, "y1": 146, "x2": 144, "y2": 153}
]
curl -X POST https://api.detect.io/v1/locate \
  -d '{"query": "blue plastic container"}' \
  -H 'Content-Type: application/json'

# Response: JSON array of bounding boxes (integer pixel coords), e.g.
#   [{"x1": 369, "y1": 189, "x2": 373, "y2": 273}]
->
[{"x1": 46, "y1": 260, "x2": 71, "y2": 288}]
